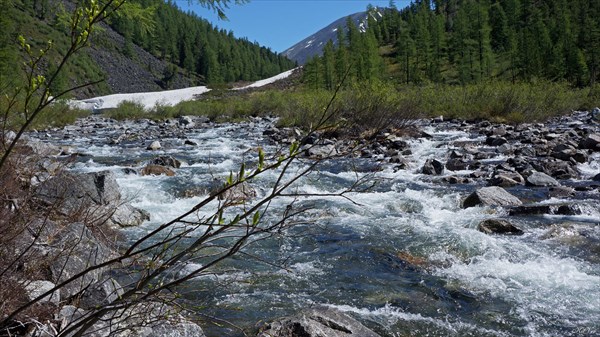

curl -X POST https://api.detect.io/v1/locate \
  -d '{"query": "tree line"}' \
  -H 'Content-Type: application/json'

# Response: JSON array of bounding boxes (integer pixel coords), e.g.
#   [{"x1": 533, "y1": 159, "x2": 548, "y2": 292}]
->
[
  {"x1": 303, "y1": 12, "x2": 385, "y2": 90},
  {"x1": 110, "y1": 0, "x2": 297, "y2": 84},
  {"x1": 0, "y1": 0, "x2": 297, "y2": 89},
  {"x1": 305, "y1": 0, "x2": 600, "y2": 88}
]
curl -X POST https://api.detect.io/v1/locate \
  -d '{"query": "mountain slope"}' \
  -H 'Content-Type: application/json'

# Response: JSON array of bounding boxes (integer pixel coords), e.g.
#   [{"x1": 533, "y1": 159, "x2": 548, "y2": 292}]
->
[
  {"x1": 282, "y1": 10, "x2": 381, "y2": 65},
  {"x1": 0, "y1": 0, "x2": 296, "y2": 99}
]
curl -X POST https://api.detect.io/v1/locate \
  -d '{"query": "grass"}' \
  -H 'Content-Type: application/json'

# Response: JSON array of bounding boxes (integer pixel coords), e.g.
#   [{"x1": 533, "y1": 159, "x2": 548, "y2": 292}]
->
[
  {"x1": 3, "y1": 79, "x2": 593, "y2": 133},
  {"x1": 137, "y1": 80, "x2": 593, "y2": 128}
]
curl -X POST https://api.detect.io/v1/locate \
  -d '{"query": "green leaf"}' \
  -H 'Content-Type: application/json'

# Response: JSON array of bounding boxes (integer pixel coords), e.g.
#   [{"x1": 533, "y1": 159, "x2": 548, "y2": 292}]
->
[
  {"x1": 258, "y1": 148, "x2": 265, "y2": 171},
  {"x1": 252, "y1": 211, "x2": 260, "y2": 226},
  {"x1": 289, "y1": 142, "x2": 299, "y2": 156},
  {"x1": 239, "y1": 162, "x2": 245, "y2": 180}
]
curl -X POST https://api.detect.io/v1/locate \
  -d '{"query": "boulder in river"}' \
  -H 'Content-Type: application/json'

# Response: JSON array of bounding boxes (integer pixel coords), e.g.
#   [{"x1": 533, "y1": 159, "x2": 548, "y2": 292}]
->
[
  {"x1": 509, "y1": 203, "x2": 582, "y2": 216},
  {"x1": 477, "y1": 219, "x2": 524, "y2": 235},
  {"x1": 446, "y1": 158, "x2": 470, "y2": 171},
  {"x1": 258, "y1": 307, "x2": 381, "y2": 337},
  {"x1": 141, "y1": 164, "x2": 175, "y2": 176},
  {"x1": 462, "y1": 186, "x2": 522, "y2": 208},
  {"x1": 178, "y1": 115, "x2": 195, "y2": 128},
  {"x1": 37, "y1": 171, "x2": 121, "y2": 214},
  {"x1": 36, "y1": 171, "x2": 149, "y2": 227},
  {"x1": 215, "y1": 182, "x2": 257, "y2": 204},
  {"x1": 58, "y1": 301, "x2": 206, "y2": 337},
  {"x1": 305, "y1": 144, "x2": 339, "y2": 158},
  {"x1": 48, "y1": 222, "x2": 116, "y2": 299},
  {"x1": 593, "y1": 173, "x2": 600, "y2": 181},
  {"x1": 150, "y1": 155, "x2": 182, "y2": 168},
  {"x1": 421, "y1": 158, "x2": 444, "y2": 175},
  {"x1": 526, "y1": 171, "x2": 560, "y2": 187},
  {"x1": 488, "y1": 172, "x2": 525, "y2": 187},
  {"x1": 146, "y1": 140, "x2": 161, "y2": 151},
  {"x1": 580, "y1": 133, "x2": 600, "y2": 150}
]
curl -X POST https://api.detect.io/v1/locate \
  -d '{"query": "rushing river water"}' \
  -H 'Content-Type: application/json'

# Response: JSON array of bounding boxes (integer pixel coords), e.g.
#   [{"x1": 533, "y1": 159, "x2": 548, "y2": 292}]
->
[{"x1": 31, "y1": 117, "x2": 600, "y2": 337}]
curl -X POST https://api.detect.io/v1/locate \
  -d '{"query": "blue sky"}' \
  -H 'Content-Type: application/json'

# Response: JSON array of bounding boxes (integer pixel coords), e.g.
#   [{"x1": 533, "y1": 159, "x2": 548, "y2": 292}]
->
[{"x1": 179, "y1": 0, "x2": 411, "y2": 53}]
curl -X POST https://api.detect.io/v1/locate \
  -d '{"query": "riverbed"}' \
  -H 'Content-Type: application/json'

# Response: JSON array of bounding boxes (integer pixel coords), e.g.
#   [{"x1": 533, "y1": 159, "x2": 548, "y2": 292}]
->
[{"x1": 28, "y1": 113, "x2": 600, "y2": 337}]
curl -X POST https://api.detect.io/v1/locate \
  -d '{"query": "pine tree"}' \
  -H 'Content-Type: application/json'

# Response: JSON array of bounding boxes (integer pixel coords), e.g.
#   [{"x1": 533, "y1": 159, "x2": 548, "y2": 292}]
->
[
  {"x1": 322, "y1": 40, "x2": 336, "y2": 90},
  {"x1": 0, "y1": 0, "x2": 16, "y2": 88},
  {"x1": 334, "y1": 25, "x2": 349, "y2": 82},
  {"x1": 489, "y1": 1, "x2": 509, "y2": 52}
]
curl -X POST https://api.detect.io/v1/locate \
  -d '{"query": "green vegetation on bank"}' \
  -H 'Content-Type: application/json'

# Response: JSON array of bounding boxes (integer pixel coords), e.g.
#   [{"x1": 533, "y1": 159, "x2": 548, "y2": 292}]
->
[{"x1": 102, "y1": 80, "x2": 598, "y2": 130}]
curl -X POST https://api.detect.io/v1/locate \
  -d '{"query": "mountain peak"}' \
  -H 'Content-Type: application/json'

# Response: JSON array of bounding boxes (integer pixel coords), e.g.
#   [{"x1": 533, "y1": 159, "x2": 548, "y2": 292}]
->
[{"x1": 282, "y1": 9, "x2": 383, "y2": 65}]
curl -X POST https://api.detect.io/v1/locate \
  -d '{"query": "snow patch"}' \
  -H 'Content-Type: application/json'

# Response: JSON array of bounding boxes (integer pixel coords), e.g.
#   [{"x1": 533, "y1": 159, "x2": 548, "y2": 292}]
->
[
  {"x1": 71, "y1": 86, "x2": 210, "y2": 111},
  {"x1": 233, "y1": 68, "x2": 296, "y2": 90},
  {"x1": 71, "y1": 68, "x2": 297, "y2": 111}
]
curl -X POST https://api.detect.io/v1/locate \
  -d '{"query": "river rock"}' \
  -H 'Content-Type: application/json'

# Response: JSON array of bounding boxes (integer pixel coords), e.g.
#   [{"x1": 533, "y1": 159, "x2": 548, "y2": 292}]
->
[
  {"x1": 421, "y1": 158, "x2": 444, "y2": 175},
  {"x1": 151, "y1": 155, "x2": 182, "y2": 168},
  {"x1": 446, "y1": 158, "x2": 469, "y2": 171},
  {"x1": 488, "y1": 171, "x2": 525, "y2": 187},
  {"x1": 36, "y1": 171, "x2": 121, "y2": 214},
  {"x1": 216, "y1": 182, "x2": 257, "y2": 204},
  {"x1": 486, "y1": 136, "x2": 508, "y2": 146},
  {"x1": 110, "y1": 203, "x2": 150, "y2": 227},
  {"x1": 48, "y1": 222, "x2": 116, "y2": 299},
  {"x1": 57, "y1": 302, "x2": 206, "y2": 337},
  {"x1": 551, "y1": 144, "x2": 588, "y2": 163},
  {"x1": 442, "y1": 176, "x2": 470, "y2": 184},
  {"x1": 178, "y1": 116, "x2": 195, "y2": 128},
  {"x1": 581, "y1": 133, "x2": 600, "y2": 150},
  {"x1": 508, "y1": 203, "x2": 581, "y2": 216},
  {"x1": 36, "y1": 171, "x2": 149, "y2": 227},
  {"x1": 593, "y1": 173, "x2": 600, "y2": 181},
  {"x1": 540, "y1": 160, "x2": 578, "y2": 179},
  {"x1": 526, "y1": 171, "x2": 560, "y2": 187},
  {"x1": 141, "y1": 164, "x2": 175, "y2": 176},
  {"x1": 258, "y1": 307, "x2": 381, "y2": 337},
  {"x1": 477, "y1": 219, "x2": 524, "y2": 235},
  {"x1": 305, "y1": 144, "x2": 339, "y2": 158},
  {"x1": 462, "y1": 186, "x2": 522, "y2": 208},
  {"x1": 146, "y1": 140, "x2": 161, "y2": 151},
  {"x1": 77, "y1": 278, "x2": 124, "y2": 310},
  {"x1": 25, "y1": 280, "x2": 60, "y2": 304}
]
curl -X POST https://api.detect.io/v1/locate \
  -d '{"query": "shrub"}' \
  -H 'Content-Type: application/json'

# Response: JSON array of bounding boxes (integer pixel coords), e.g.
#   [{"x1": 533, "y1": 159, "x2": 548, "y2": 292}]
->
[
  {"x1": 30, "y1": 101, "x2": 90, "y2": 128},
  {"x1": 103, "y1": 100, "x2": 147, "y2": 120}
]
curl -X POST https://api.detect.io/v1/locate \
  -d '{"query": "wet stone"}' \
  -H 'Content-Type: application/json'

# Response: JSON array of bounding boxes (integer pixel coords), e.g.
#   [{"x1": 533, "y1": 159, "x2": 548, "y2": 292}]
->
[
  {"x1": 526, "y1": 171, "x2": 560, "y2": 187},
  {"x1": 477, "y1": 219, "x2": 524, "y2": 235},
  {"x1": 508, "y1": 203, "x2": 582, "y2": 216},
  {"x1": 421, "y1": 159, "x2": 444, "y2": 175},
  {"x1": 462, "y1": 186, "x2": 522, "y2": 208}
]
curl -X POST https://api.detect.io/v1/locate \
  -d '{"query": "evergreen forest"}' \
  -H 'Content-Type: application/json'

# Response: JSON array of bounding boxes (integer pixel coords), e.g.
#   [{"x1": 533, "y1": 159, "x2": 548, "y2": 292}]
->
[
  {"x1": 109, "y1": 0, "x2": 296, "y2": 83},
  {"x1": 304, "y1": 0, "x2": 600, "y2": 89}
]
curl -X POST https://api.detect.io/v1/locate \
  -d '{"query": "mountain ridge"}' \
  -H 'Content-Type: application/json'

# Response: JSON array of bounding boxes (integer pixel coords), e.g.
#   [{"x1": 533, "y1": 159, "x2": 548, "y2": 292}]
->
[{"x1": 282, "y1": 9, "x2": 382, "y2": 65}]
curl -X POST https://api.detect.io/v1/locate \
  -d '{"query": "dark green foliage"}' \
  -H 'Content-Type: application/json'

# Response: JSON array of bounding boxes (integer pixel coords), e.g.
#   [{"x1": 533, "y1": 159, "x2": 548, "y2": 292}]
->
[
  {"x1": 303, "y1": 18, "x2": 384, "y2": 88},
  {"x1": 306, "y1": 0, "x2": 600, "y2": 88},
  {"x1": 0, "y1": 0, "x2": 18, "y2": 89},
  {"x1": 108, "y1": 0, "x2": 296, "y2": 84}
]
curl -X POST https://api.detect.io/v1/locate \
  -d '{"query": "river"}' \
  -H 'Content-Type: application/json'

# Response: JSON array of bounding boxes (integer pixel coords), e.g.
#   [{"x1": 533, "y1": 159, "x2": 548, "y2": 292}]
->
[{"x1": 30, "y1": 115, "x2": 600, "y2": 337}]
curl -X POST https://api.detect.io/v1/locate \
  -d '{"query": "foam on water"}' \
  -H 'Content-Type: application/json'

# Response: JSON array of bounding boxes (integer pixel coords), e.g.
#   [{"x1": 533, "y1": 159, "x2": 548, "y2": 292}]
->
[
  {"x1": 328, "y1": 303, "x2": 511, "y2": 337},
  {"x1": 29, "y1": 118, "x2": 600, "y2": 336}
]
